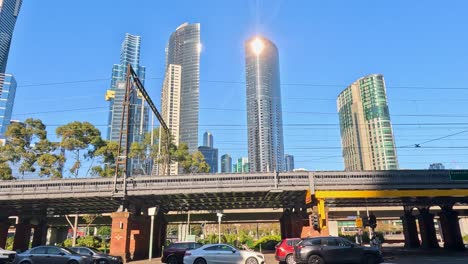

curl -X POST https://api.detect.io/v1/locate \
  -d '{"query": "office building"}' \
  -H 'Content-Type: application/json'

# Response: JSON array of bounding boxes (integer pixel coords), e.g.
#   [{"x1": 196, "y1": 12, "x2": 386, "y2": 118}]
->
[
  {"x1": 234, "y1": 157, "x2": 249, "y2": 173},
  {"x1": 245, "y1": 36, "x2": 285, "y2": 172},
  {"x1": 165, "y1": 22, "x2": 201, "y2": 153},
  {"x1": 0, "y1": 0, "x2": 22, "y2": 73},
  {"x1": 284, "y1": 154, "x2": 295, "y2": 171},
  {"x1": 106, "y1": 34, "x2": 148, "y2": 175},
  {"x1": 337, "y1": 74, "x2": 398, "y2": 171},
  {"x1": 0, "y1": 73, "x2": 15, "y2": 138},
  {"x1": 429, "y1": 163, "x2": 445, "y2": 170},
  {"x1": 221, "y1": 154, "x2": 232, "y2": 173},
  {"x1": 203, "y1": 131, "x2": 213, "y2": 148},
  {"x1": 198, "y1": 146, "x2": 218, "y2": 173}
]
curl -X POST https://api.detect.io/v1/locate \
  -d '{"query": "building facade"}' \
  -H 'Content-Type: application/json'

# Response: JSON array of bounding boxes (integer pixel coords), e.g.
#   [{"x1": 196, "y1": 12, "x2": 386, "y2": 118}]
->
[
  {"x1": 221, "y1": 154, "x2": 232, "y2": 173},
  {"x1": 234, "y1": 157, "x2": 249, "y2": 173},
  {"x1": 198, "y1": 146, "x2": 218, "y2": 173},
  {"x1": 0, "y1": 73, "x2": 16, "y2": 137},
  {"x1": 203, "y1": 131, "x2": 213, "y2": 148},
  {"x1": 160, "y1": 64, "x2": 182, "y2": 175},
  {"x1": 337, "y1": 74, "x2": 398, "y2": 171},
  {"x1": 0, "y1": 0, "x2": 22, "y2": 73},
  {"x1": 166, "y1": 22, "x2": 200, "y2": 153},
  {"x1": 245, "y1": 36, "x2": 285, "y2": 173},
  {"x1": 429, "y1": 163, "x2": 445, "y2": 170},
  {"x1": 284, "y1": 154, "x2": 295, "y2": 172},
  {"x1": 106, "y1": 33, "x2": 148, "y2": 175}
]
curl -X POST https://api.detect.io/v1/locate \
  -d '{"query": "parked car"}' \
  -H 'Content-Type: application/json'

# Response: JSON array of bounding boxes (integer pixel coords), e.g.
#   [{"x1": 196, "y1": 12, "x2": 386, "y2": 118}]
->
[
  {"x1": 162, "y1": 242, "x2": 203, "y2": 264},
  {"x1": 183, "y1": 243, "x2": 264, "y2": 264},
  {"x1": 0, "y1": 247, "x2": 16, "y2": 264},
  {"x1": 14, "y1": 246, "x2": 93, "y2": 264},
  {"x1": 70, "y1": 247, "x2": 122, "y2": 264},
  {"x1": 294, "y1": 236, "x2": 383, "y2": 264},
  {"x1": 275, "y1": 238, "x2": 300, "y2": 264}
]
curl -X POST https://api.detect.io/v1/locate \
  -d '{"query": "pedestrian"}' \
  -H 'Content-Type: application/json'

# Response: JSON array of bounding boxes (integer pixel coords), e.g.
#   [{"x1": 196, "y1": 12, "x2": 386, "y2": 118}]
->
[{"x1": 370, "y1": 234, "x2": 381, "y2": 251}]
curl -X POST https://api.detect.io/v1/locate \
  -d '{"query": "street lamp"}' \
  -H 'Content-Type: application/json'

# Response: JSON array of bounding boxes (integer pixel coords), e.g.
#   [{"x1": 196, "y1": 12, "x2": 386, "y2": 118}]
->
[
  {"x1": 148, "y1": 206, "x2": 159, "y2": 261},
  {"x1": 217, "y1": 212, "x2": 224, "y2": 243}
]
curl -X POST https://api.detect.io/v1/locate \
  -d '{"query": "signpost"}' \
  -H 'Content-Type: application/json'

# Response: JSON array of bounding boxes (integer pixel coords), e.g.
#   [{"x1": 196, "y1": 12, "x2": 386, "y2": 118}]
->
[
  {"x1": 355, "y1": 217, "x2": 363, "y2": 228},
  {"x1": 148, "y1": 206, "x2": 159, "y2": 261}
]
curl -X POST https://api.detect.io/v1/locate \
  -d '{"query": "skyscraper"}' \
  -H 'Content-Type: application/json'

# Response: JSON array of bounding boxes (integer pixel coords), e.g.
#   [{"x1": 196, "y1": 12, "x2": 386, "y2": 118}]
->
[
  {"x1": 198, "y1": 146, "x2": 218, "y2": 173},
  {"x1": 245, "y1": 36, "x2": 285, "y2": 172},
  {"x1": 160, "y1": 64, "x2": 182, "y2": 175},
  {"x1": 0, "y1": 0, "x2": 22, "y2": 73},
  {"x1": 221, "y1": 154, "x2": 232, "y2": 173},
  {"x1": 0, "y1": 73, "x2": 16, "y2": 137},
  {"x1": 165, "y1": 22, "x2": 200, "y2": 153},
  {"x1": 203, "y1": 131, "x2": 213, "y2": 148},
  {"x1": 234, "y1": 157, "x2": 249, "y2": 173},
  {"x1": 337, "y1": 74, "x2": 398, "y2": 171},
  {"x1": 284, "y1": 154, "x2": 295, "y2": 172},
  {"x1": 106, "y1": 34, "x2": 148, "y2": 175}
]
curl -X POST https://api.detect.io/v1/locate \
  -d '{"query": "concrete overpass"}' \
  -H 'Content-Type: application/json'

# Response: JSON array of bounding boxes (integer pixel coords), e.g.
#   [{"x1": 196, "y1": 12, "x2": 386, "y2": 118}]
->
[{"x1": 1, "y1": 170, "x2": 468, "y2": 261}]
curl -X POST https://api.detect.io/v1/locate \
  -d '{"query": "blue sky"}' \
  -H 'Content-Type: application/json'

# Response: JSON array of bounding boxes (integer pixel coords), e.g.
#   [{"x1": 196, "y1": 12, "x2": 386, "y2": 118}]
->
[{"x1": 7, "y1": 0, "x2": 468, "y2": 175}]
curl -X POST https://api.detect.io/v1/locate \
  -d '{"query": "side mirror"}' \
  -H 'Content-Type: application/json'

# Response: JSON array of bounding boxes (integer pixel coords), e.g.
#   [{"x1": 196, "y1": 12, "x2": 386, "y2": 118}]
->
[
  {"x1": 89, "y1": 252, "x2": 94, "y2": 256},
  {"x1": 232, "y1": 249, "x2": 236, "y2": 253}
]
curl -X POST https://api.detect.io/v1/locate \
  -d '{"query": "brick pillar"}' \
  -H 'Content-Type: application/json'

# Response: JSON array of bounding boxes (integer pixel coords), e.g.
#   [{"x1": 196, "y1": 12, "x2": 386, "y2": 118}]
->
[
  {"x1": 110, "y1": 212, "x2": 132, "y2": 262},
  {"x1": 280, "y1": 210, "x2": 292, "y2": 239},
  {"x1": 32, "y1": 219, "x2": 48, "y2": 247},
  {"x1": 0, "y1": 217, "x2": 10, "y2": 249},
  {"x1": 438, "y1": 207, "x2": 465, "y2": 251},
  {"x1": 401, "y1": 211, "x2": 420, "y2": 248},
  {"x1": 129, "y1": 215, "x2": 150, "y2": 260},
  {"x1": 13, "y1": 218, "x2": 32, "y2": 252},
  {"x1": 417, "y1": 208, "x2": 439, "y2": 249},
  {"x1": 290, "y1": 212, "x2": 304, "y2": 238}
]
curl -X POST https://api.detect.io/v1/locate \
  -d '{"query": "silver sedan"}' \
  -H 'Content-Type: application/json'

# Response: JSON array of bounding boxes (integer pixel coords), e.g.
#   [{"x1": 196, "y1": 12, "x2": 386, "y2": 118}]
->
[{"x1": 183, "y1": 244, "x2": 264, "y2": 264}]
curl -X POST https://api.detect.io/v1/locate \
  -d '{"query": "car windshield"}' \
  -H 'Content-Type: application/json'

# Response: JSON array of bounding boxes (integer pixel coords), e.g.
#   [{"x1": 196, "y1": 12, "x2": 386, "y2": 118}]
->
[{"x1": 62, "y1": 247, "x2": 78, "y2": 255}]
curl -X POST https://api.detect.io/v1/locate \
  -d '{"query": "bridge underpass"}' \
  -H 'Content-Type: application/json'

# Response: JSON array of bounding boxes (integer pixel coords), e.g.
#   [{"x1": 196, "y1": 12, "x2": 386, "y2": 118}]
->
[{"x1": 1, "y1": 170, "x2": 468, "y2": 261}]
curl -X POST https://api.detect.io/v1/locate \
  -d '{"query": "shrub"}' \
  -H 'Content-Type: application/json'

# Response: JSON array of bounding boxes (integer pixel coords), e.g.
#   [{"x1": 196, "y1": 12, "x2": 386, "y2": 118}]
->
[{"x1": 252, "y1": 235, "x2": 281, "y2": 251}]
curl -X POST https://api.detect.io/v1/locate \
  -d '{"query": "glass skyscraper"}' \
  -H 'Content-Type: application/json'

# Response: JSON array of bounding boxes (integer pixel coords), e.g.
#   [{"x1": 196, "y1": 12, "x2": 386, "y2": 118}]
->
[
  {"x1": 0, "y1": 73, "x2": 16, "y2": 137},
  {"x1": 221, "y1": 154, "x2": 232, "y2": 173},
  {"x1": 0, "y1": 0, "x2": 22, "y2": 73},
  {"x1": 106, "y1": 33, "x2": 148, "y2": 175},
  {"x1": 284, "y1": 154, "x2": 295, "y2": 172},
  {"x1": 337, "y1": 74, "x2": 398, "y2": 171},
  {"x1": 165, "y1": 22, "x2": 200, "y2": 153},
  {"x1": 203, "y1": 131, "x2": 213, "y2": 148},
  {"x1": 245, "y1": 36, "x2": 285, "y2": 172},
  {"x1": 198, "y1": 146, "x2": 218, "y2": 173}
]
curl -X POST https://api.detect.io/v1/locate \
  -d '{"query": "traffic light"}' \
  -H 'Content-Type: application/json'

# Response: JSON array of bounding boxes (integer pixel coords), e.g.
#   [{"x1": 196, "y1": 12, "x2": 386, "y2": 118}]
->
[
  {"x1": 369, "y1": 214, "x2": 377, "y2": 229},
  {"x1": 362, "y1": 216, "x2": 369, "y2": 227},
  {"x1": 312, "y1": 213, "x2": 320, "y2": 231}
]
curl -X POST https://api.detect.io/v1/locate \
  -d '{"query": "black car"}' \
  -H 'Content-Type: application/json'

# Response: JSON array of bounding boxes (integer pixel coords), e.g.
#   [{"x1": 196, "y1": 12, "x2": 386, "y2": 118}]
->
[
  {"x1": 70, "y1": 247, "x2": 122, "y2": 264},
  {"x1": 294, "y1": 236, "x2": 383, "y2": 264},
  {"x1": 161, "y1": 242, "x2": 203, "y2": 264}
]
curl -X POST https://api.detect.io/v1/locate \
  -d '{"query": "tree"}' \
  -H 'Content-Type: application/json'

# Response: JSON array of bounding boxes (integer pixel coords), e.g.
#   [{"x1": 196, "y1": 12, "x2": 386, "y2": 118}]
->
[
  {"x1": 56, "y1": 122, "x2": 103, "y2": 177},
  {"x1": 91, "y1": 141, "x2": 119, "y2": 178},
  {"x1": 0, "y1": 118, "x2": 63, "y2": 179},
  {"x1": 181, "y1": 151, "x2": 210, "y2": 174}
]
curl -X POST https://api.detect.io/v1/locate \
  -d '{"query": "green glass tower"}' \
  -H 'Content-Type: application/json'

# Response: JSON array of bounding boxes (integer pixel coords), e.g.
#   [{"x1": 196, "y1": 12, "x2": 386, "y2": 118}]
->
[{"x1": 337, "y1": 74, "x2": 398, "y2": 171}]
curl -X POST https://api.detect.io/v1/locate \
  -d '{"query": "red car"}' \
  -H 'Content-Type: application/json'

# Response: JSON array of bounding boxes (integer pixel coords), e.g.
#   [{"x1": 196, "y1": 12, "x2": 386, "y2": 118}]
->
[
  {"x1": 275, "y1": 238, "x2": 301, "y2": 264},
  {"x1": 161, "y1": 242, "x2": 203, "y2": 264}
]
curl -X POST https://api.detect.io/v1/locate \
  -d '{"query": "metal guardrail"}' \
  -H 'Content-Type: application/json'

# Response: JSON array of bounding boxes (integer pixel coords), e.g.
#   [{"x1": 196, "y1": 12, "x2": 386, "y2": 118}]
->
[{"x1": 0, "y1": 171, "x2": 467, "y2": 200}]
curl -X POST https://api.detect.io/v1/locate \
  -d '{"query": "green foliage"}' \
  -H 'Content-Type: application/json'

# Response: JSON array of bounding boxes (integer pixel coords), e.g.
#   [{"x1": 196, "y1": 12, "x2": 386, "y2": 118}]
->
[
  {"x1": 181, "y1": 150, "x2": 211, "y2": 174},
  {"x1": 252, "y1": 235, "x2": 281, "y2": 250},
  {"x1": 97, "y1": 226, "x2": 111, "y2": 237},
  {"x1": 1, "y1": 118, "x2": 63, "y2": 179},
  {"x1": 463, "y1": 235, "x2": 468, "y2": 243},
  {"x1": 63, "y1": 236, "x2": 104, "y2": 248},
  {"x1": 63, "y1": 238, "x2": 73, "y2": 247},
  {"x1": 56, "y1": 121, "x2": 103, "y2": 177}
]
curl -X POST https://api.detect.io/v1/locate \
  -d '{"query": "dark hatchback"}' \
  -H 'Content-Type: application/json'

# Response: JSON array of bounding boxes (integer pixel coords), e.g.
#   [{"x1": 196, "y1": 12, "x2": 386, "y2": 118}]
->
[
  {"x1": 70, "y1": 247, "x2": 123, "y2": 264},
  {"x1": 161, "y1": 242, "x2": 203, "y2": 264},
  {"x1": 294, "y1": 236, "x2": 383, "y2": 264}
]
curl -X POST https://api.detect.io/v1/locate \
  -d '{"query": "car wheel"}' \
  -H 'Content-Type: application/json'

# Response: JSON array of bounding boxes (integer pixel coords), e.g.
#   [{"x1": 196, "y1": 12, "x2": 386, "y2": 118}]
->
[
  {"x1": 286, "y1": 254, "x2": 296, "y2": 264},
  {"x1": 362, "y1": 254, "x2": 378, "y2": 264},
  {"x1": 97, "y1": 259, "x2": 110, "y2": 264},
  {"x1": 20, "y1": 262, "x2": 31, "y2": 264},
  {"x1": 166, "y1": 256, "x2": 178, "y2": 264},
  {"x1": 68, "y1": 260, "x2": 79, "y2": 264},
  {"x1": 194, "y1": 258, "x2": 207, "y2": 264},
  {"x1": 307, "y1": 255, "x2": 324, "y2": 264},
  {"x1": 245, "y1": 257, "x2": 258, "y2": 264}
]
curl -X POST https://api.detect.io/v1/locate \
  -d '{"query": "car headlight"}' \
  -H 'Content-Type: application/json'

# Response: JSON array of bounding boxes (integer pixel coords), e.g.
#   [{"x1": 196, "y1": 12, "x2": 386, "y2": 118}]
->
[
  {"x1": 256, "y1": 254, "x2": 264, "y2": 259},
  {"x1": 111, "y1": 256, "x2": 118, "y2": 260}
]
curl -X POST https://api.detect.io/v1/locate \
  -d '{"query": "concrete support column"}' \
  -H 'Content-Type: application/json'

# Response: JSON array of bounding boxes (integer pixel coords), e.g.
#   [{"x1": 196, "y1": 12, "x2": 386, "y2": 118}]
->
[
  {"x1": 417, "y1": 208, "x2": 439, "y2": 249},
  {"x1": 13, "y1": 217, "x2": 32, "y2": 252},
  {"x1": 152, "y1": 212, "x2": 167, "y2": 258},
  {"x1": 31, "y1": 219, "x2": 48, "y2": 247},
  {"x1": 438, "y1": 207, "x2": 465, "y2": 251},
  {"x1": 110, "y1": 212, "x2": 132, "y2": 262},
  {"x1": 401, "y1": 210, "x2": 420, "y2": 248},
  {"x1": 0, "y1": 217, "x2": 10, "y2": 249}
]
